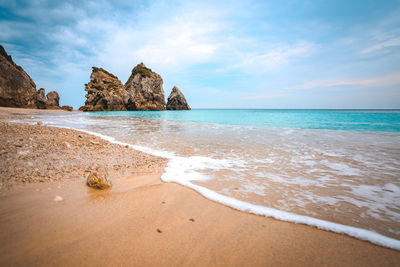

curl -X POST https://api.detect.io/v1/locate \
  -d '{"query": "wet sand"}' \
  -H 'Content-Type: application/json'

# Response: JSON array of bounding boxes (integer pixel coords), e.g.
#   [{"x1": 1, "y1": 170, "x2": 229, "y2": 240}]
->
[{"x1": 0, "y1": 107, "x2": 399, "y2": 266}]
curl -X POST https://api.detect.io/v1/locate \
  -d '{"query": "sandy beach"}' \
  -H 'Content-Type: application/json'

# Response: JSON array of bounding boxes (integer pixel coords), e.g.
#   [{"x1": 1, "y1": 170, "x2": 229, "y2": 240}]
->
[{"x1": 0, "y1": 107, "x2": 399, "y2": 266}]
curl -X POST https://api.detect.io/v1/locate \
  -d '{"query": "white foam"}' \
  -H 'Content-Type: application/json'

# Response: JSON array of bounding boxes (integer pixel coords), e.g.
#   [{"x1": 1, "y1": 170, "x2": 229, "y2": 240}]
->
[
  {"x1": 12, "y1": 119, "x2": 400, "y2": 251},
  {"x1": 320, "y1": 160, "x2": 360, "y2": 176}
]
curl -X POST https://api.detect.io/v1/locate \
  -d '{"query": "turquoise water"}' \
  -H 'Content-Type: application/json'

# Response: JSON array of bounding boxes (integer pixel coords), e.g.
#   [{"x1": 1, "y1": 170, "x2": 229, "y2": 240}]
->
[{"x1": 90, "y1": 109, "x2": 400, "y2": 132}]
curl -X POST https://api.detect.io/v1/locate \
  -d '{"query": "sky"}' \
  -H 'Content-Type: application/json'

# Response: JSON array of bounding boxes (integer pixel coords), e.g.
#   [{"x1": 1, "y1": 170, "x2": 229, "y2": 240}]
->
[{"x1": 1, "y1": 0, "x2": 400, "y2": 109}]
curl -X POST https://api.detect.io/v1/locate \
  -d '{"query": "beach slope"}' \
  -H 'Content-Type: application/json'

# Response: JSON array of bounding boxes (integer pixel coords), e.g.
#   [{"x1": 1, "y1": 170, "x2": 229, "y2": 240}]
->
[{"x1": 0, "y1": 107, "x2": 398, "y2": 266}]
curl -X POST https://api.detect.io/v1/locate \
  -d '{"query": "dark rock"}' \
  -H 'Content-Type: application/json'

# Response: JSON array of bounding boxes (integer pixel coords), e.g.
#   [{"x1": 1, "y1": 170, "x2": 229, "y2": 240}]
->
[
  {"x1": 61, "y1": 105, "x2": 73, "y2": 111},
  {"x1": 36, "y1": 88, "x2": 47, "y2": 109},
  {"x1": 79, "y1": 67, "x2": 129, "y2": 111},
  {"x1": 46, "y1": 91, "x2": 60, "y2": 109},
  {"x1": 166, "y1": 86, "x2": 190, "y2": 110},
  {"x1": 0, "y1": 45, "x2": 37, "y2": 108},
  {"x1": 35, "y1": 88, "x2": 61, "y2": 109},
  {"x1": 124, "y1": 63, "x2": 166, "y2": 110}
]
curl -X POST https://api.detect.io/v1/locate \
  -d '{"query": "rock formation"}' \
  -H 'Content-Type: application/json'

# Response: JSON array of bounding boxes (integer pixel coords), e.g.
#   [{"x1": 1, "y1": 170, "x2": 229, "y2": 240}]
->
[
  {"x1": 79, "y1": 67, "x2": 129, "y2": 111},
  {"x1": 166, "y1": 86, "x2": 190, "y2": 110},
  {"x1": 36, "y1": 88, "x2": 61, "y2": 109},
  {"x1": 0, "y1": 45, "x2": 65, "y2": 110},
  {"x1": 45, "y1": 91, "x2": 60, "y2": 109},
  {"x1": 61, "y1": 105, "x2": 73, "y2": 111},
  {"x1": 80, "y1": 63, "x2": 167, "y2": 111},
  {"x1": 0, "y1": 45, "x2": 37, "y2": 108},
  {"x1": 124, "y1": 63, "x2": 166, "y2": 110}
]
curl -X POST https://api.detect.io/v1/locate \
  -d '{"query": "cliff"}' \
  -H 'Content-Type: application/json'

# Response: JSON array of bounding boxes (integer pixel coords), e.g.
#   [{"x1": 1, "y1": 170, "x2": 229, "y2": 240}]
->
[
  {"x1": 0, "y1": 45, "x2": 37, "y2": 108},
  {"x1": 0, "y1": 45, "x2": 63, "y2": 110},
  {"x1": 166, "y1": 86, "x2": 190, "y2": 110}
]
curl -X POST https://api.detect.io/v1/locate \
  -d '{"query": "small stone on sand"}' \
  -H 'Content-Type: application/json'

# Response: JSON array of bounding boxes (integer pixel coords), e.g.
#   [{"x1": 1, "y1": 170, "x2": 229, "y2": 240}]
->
[
  {"x1": 64, "y1": 141, "x2": 71, "y2": 148},
  {"x1": 86, "y1": 167, "x2": 112, "y2": 189},
  {"x1": 54, "y1": 195, "x2": 63, "y2": 202},
  {"x1": 37, "y1": 121, "x2": 43, "y2": 126},
  {"x1": 157, "y1": 228, "x2": 162, "y2": 233}
]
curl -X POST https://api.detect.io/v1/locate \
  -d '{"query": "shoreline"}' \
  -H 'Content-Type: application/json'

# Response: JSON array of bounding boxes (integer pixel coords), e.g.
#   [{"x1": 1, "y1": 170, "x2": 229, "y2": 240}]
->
[{"x1": 0, "y1": 107, "x2": 399, "y2": 266}]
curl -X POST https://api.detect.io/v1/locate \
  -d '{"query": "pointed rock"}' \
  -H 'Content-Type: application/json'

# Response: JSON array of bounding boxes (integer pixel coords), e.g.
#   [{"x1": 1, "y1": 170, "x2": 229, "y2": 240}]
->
[
  {"x1": 166, "y1": 86, "x2": 190, "y2": 110},
  {"x1": 0, "y1": 45, "x2": 37, "y2": 108},
  {"x1": 124, "y1": 63, "x2": 166, "y2": 110},
  {"x1": 79, "y1": 67, "x2": 129, "y2": 111}
]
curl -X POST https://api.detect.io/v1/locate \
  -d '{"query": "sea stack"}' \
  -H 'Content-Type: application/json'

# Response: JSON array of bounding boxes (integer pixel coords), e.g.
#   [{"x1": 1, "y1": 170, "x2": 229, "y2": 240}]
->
[
  {"x1": 0, "y1": 45, "x2": 37, "y2": 108},
  {"x1": 166, "y1": 86, "x2": 191, "y2": 110},
  {"x1": 79, "y1": 67, "x2": 129, "y2": 111},
  {"x1": 124, "y1": 63, "x2": 166, "y2": 110}
]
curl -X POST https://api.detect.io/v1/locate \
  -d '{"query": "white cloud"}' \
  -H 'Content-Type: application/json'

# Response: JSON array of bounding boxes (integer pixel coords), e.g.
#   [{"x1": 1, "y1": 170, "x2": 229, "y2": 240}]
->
[
  {"x1": 361, "y1": 37, "x2": 400, "y2": 54},
  {"x1": 222, "y1": 40, "x2": 315, "y2": 73},
  {"x1": 293, "y1": 72, "x2": 400, "y2": 90}
]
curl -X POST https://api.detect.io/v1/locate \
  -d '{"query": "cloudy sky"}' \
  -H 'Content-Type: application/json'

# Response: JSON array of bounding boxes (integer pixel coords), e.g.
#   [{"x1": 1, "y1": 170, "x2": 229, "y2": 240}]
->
[{"x1": 1, "y1": 0, "x2": 400, "y2": 109}]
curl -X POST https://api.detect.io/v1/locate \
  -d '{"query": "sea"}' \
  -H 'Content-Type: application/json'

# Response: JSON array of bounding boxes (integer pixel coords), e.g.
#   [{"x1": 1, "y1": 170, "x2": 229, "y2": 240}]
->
[{"x1": 18, "y1": 109, "x2": 400, "y2": 249}]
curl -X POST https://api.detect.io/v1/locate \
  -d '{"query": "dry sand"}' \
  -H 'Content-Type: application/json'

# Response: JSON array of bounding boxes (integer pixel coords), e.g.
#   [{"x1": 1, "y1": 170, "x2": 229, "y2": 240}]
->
[{"x1": 0, "y1": 107, "x2": 399, "y2": 266}]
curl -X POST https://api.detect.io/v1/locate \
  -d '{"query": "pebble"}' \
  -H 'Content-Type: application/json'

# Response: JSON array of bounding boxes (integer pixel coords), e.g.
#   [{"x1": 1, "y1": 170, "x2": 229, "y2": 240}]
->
[
  {"x1": 37, "y1": 121, "x2": 43, "y2": 126},
  {"x1": 64, "y1": 141, "x2": 71, "y2": 149},
  {"x1": 54, "y1": 195, "x2": 63, "y2": 202}
]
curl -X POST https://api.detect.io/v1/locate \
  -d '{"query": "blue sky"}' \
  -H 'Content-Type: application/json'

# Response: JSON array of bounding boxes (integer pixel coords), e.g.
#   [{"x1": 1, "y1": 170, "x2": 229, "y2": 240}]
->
[{"x1": 1, "y1": 0, "x2": 399, "y2": 109}]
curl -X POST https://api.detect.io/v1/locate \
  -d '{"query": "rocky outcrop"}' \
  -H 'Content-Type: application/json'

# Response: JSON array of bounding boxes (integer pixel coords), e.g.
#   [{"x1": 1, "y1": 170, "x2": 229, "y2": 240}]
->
[
  {"x1": 79, "y1": 67, "x2": 129, "y2": 111},
  {"x1": 80, "y1": 63, "x2": 167, "y2": 111},
  {"x1": 45, "y1": 91, "x2": 60, "y2": 109},
  {"x1": 36, "y1": 88, "x2": 61, "y2": 109},
  {"x1": 0, "y1": 45, "x2": 66, "y2": 110},
  {"x1": 61, "y1": 105, "x2": 73, "y2": 111},
  {"x1": 0, "y1": 45, "x2": 37, "y2": 108},
  {"x1": 124, "y1": 63, "x2": 166, "y2": 110},
  {"x1": 166, "y1": 86, "x2": 190, "y2": 110}
]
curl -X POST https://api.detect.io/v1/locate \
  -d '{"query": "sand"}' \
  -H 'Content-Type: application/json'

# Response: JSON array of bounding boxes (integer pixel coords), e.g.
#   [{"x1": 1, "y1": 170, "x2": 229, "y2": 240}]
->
[{"x1": 0, "y1": 107, "x2": 399, "y2": 266}]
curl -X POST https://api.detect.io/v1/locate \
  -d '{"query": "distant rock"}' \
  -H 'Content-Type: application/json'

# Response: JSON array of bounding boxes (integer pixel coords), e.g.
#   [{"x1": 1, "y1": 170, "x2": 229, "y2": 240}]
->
[
  {"x1": 45, "y1": 91, "x2": 60, "y2": 109},
  {"x1": 0, "y1": 45, "x2": 37, "y2": 108},
  {"x1": 124, "y1": 63, "x2": 166, "y2": 110},
  {"x1": 79, "y1": 67, "x2": 129, "y2": 111},
  {"x1": 36, "y1": 88, "x2": 61, "y2": 109},
  {"x1": 61, "y1": 105, "x2": 73, "y2": 111},
  {"x1": 36, "y1": 88, "x2": 47, "y2": 109},
  {"x1": 166, "y1": 86, "x2": 190, "y2": 110}
]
